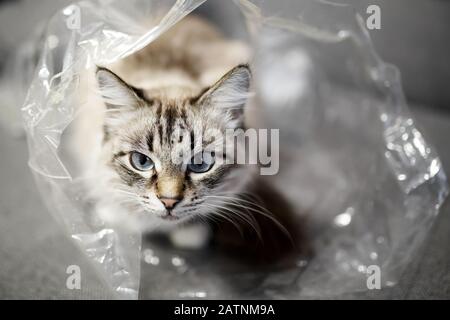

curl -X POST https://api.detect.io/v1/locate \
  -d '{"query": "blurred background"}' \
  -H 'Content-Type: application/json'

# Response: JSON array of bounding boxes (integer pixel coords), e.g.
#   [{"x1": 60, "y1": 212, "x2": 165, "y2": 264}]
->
[
  {"x1": 0, "y1": 0, "x2": 449, "y2": 299},
  {"x1": 1, "y1": 0, "x2": 449, "y2": 110}
]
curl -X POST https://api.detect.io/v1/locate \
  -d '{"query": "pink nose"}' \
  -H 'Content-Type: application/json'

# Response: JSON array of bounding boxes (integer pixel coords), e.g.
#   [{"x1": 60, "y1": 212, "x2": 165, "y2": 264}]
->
[{"x1": 159, "y1": 197, "x2": 180, "y2": 209}]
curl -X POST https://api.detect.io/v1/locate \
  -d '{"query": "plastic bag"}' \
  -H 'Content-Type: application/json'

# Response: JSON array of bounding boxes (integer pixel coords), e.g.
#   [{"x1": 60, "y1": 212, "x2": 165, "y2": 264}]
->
[
  {"x1": 20, "y1": 0, "x2": 207, "y2": 300},
  {"x1": 11, "y1": 0, "x2": 448, "y2": 298}
]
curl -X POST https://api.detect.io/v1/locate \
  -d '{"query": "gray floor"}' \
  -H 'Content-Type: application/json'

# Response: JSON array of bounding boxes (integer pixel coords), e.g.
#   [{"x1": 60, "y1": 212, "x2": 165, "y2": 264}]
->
[{"x1": 0, "y1": 105, "x2": 449, "y2": 299}]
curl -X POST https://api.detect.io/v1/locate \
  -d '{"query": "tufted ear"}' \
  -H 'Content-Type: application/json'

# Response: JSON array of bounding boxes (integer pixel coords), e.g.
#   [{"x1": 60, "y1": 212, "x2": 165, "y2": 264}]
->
[
  {"x1": 196, "y1": 64, "x2": 252, "y2": 128},
  {"x1": 96, "y1": 67, "x2": 145, "y2": 110},
  {"x1": 96, "y1": 67, "x2": 146, "y2": 131}
]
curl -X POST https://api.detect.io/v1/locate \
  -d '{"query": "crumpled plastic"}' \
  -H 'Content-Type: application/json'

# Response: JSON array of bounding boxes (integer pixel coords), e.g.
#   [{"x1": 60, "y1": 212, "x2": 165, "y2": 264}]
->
[{"x1": 3, "y1": 0, "x2": 447, "y2": 299}]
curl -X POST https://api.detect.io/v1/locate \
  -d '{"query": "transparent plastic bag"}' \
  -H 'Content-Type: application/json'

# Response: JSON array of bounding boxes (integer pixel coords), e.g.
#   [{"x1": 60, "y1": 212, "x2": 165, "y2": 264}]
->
[
  {"x1": 20, "y1": 0, "x2": 207, "y2": 300},
  {"x1": 12, "y1": 0, "x2": 448, "y2": 299},
  {"x1": 237, "y1": 0, "x2": 449, "y2": 297}
]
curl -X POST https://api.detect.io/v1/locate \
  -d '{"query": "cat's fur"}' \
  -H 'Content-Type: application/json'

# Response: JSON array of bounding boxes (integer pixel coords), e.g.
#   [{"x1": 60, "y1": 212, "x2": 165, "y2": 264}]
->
[{"x1": 72, "y1": 16, "x2": 299, "y2": 257}]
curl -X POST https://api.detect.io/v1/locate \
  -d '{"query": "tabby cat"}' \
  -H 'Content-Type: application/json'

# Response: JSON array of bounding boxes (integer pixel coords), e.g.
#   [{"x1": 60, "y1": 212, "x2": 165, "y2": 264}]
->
[{"x1": 73, "y1": 16, "x2": 299, "y2": 260}]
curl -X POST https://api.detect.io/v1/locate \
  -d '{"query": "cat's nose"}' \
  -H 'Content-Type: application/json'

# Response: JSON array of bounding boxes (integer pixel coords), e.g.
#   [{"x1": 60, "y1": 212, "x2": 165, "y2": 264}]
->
[{"x1": 159, "y1": 197, "x2": 180, "y2": 210}]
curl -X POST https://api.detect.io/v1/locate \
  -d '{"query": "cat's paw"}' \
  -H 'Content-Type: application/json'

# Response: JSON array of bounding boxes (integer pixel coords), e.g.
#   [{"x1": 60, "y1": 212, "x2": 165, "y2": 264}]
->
[{"x1": 169, "y1": 224, "x2": 211, "y2": 250}]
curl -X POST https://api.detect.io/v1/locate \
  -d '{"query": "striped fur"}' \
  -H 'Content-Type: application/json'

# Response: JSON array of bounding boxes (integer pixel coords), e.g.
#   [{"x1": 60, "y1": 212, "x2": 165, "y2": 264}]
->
[{"x1": 72, "y1": 16, "x2": 255, "y2": 232}]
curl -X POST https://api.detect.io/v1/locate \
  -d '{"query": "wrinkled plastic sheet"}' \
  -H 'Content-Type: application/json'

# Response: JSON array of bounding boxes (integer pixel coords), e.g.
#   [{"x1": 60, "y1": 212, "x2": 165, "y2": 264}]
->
[{"x1": 5, "y1": 0, "x2": 448, "y2": 298}]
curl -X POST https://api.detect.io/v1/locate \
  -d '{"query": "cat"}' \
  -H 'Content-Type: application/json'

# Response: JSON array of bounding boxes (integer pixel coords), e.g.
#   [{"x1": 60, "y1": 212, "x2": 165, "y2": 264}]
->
[{"x1": 72, "y1": 16, "x2": 301, "y2": 260}]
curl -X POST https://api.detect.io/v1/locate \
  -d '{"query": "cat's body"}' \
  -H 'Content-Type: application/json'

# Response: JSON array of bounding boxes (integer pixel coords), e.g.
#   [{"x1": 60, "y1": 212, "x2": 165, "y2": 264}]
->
[{"x1": 72, "y1": 16, "x2": 301, "y2": 259}]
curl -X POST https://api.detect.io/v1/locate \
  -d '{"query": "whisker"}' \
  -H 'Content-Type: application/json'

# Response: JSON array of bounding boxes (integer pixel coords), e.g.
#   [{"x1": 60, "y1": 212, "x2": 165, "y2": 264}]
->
[
  {"x1": 206, "y1": 200, "x2": 262, "y2": 242},
  {"x1": 205, "y1": 194, "x2": 293, "y2": 243},
  {"x1": 202, "y1": 204, "x2": 244, "y2": 237}
]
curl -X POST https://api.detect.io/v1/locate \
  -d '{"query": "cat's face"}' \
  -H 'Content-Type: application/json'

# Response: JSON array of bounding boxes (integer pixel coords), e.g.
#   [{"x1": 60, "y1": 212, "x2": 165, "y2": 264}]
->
[{"x1": 95, "y1": 65, "x2": 253, "y2": 228}]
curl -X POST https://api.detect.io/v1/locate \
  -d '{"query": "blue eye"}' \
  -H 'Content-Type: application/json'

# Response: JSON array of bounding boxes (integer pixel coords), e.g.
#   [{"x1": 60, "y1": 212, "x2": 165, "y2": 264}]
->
[
  {"x1": 130, "y1": 152, "x2": 154, "y2": 171},
  {"x1": 188, "y1": 152, "x2": 215, "y2": 173}
]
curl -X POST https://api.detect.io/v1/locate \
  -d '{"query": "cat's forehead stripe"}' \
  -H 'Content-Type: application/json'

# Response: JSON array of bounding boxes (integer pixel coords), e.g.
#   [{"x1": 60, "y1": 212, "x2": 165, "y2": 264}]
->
[
  {"x1": 144, "y1": 101, "x2": 192, "y2": 148},
  {"x1": 180, "y1": 107, "x2": 187, "y2": 122},
  {"x1": 146, "y1": 132, "x2": 153, "y2": 152},
  {"x1": 155, "y1": 102, "x2": 162, "y2": 119},
  {"x1": 164, "y1": 105, "x2": 177, "y2": 143}
]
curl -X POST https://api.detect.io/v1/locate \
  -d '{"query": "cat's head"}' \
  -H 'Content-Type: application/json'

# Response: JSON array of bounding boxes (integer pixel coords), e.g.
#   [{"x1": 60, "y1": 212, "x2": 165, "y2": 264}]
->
[{"x1": 95, "y1": 65, "x2": 255, "y2": 228}]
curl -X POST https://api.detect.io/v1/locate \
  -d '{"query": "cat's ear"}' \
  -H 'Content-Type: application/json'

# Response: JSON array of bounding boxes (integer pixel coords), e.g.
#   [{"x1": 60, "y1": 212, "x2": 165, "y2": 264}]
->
[
  {"x1": 96, "y1": 67, "x2": 145, "y2": 134},
  {"x1": 96, "y1": 66, "x2": 145, "y2": 112},
  {"x1": 196, "y1": 64, "x2": 252, "y2": 128}
]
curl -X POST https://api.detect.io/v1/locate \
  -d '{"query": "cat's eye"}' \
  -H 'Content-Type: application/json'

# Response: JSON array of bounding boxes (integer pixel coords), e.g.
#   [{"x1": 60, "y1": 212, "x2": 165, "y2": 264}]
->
[
  {"x1": 130, "y1": 152, "x2": 154, "y2": 171},
  {"x1": 187, "y1": 152, "x2": 215, "y2": 173}
]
